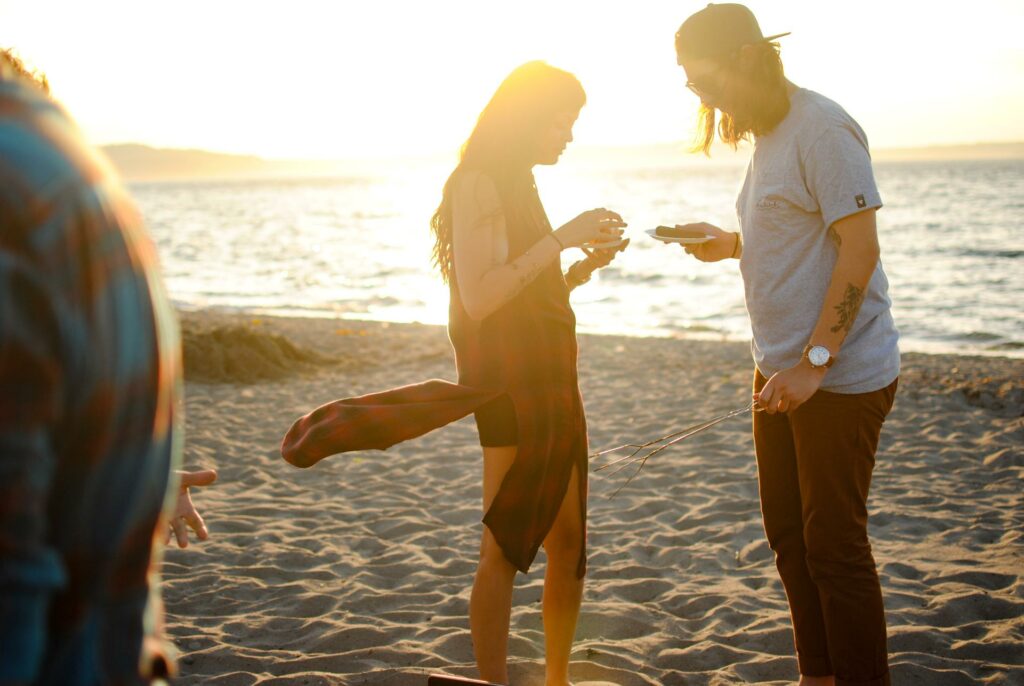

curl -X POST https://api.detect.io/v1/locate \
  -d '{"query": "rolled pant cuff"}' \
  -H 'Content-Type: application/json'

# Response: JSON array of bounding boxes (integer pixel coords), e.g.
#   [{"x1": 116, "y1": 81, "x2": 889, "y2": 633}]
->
[
  {"x1": 836, "y1": 672, "x2": 890, "y2": 686},
  {"x1": 798, "y1": 654, "x2": 833, "y2": 677}
]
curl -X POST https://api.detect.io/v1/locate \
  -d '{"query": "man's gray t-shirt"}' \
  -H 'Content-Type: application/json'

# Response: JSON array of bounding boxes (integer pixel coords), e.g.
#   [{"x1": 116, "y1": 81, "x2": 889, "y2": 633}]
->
[{"x1": 736, "y1": 88, "x2": 899, "y2": 394}]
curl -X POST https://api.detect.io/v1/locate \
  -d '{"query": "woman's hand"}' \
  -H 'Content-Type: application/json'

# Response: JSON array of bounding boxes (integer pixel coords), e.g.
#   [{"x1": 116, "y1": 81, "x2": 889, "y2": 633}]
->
[
  {"x1": 553, "y1": 208, "x2": 626, "y2": 249},
  {"x1": 677, "y1": 222, "x2": 738, "y2": 262},
  {"x1": 582, "y1": 238, "x2": 630, "y2": 270},
  {"x1": 567, "y1": 238, "x2": 630, "y2": 288}
]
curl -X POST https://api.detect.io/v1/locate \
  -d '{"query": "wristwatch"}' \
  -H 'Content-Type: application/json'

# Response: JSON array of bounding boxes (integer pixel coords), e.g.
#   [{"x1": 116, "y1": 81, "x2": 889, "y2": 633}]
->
[{"x1": 802, "y1": 344, "x2": 835, "y2": 369}]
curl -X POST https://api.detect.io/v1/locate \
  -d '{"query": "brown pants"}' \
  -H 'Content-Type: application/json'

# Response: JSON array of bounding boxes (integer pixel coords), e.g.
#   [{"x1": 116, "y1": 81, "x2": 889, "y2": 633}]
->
[{"x1": 753, "y1": 370, "x2": 898, "y2": 686}]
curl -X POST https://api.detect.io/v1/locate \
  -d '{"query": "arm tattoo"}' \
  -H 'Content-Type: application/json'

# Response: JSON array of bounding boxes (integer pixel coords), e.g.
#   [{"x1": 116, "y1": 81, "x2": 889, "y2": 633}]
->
[
  {"x1": 494, "y1": 248, "x2": 550, "y2": 308},
  {"x1": 470, "y1": 208, "x2": 504, "y2": 231},
  {"x1": 828, "y1": 226, "x2": 842, "y2": 249},
  {"x1": 830, "y1": 282, "x2": 864, "y2": 334}
]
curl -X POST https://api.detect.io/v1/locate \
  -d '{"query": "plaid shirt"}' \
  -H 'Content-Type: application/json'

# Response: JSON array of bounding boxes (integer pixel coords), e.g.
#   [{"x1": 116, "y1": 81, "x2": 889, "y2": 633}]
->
[
  {"x1": 283, "y1": 173, "x2": 588, "y2": 578},
  {"x1": 0, "y1": 76, "x2": 182, "y2": 684}
]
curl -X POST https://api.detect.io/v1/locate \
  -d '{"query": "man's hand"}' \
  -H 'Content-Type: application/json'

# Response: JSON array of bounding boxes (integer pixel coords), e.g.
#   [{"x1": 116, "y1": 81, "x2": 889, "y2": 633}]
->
[
  {"x1": 677, "y1": 222, "x2": 737, "y2": 262},
  {"x1": 166, "y1": 469, "x2": 217, "y2": 548},
  {"x1": 754, "y1": 361, "x2": 827, "y2": 414}
]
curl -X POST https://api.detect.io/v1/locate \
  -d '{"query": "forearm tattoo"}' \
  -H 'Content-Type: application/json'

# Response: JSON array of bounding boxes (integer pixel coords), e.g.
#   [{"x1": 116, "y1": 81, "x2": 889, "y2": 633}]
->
[
  {"x1": 828, "y1": 225, "x2": 842, "y2": 249},
  {"x1": 494, "y1": 245, "x2": 552, "y2": 308},
  {"x1": 470, "y1": 208, "x2": 504, "y2": 231},
  {"x1": 830, "y1": 282, "x2": 865, "y2": 334}
]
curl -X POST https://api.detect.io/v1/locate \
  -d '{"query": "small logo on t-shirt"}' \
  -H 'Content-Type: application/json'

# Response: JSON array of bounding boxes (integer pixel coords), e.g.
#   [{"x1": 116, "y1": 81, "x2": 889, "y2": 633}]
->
[
  {"x1": 855, "y1": 194, "x2": 866, "y2": 208},
  {"x1": 757, "y1": 197, "x2": 781, "y2": 210}
]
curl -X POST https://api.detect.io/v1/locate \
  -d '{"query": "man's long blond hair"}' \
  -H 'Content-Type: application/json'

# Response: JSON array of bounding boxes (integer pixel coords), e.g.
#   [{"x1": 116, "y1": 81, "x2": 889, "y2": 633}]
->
[{"x1": 692, "y1": 41, "x2": 788, "y2": 156}]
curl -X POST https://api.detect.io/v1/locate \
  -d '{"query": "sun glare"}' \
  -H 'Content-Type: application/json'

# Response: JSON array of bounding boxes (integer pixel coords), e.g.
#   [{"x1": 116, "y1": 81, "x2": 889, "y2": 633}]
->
[{"x1": 2, "y1": 0, "x2": 1022, "y2": 158}]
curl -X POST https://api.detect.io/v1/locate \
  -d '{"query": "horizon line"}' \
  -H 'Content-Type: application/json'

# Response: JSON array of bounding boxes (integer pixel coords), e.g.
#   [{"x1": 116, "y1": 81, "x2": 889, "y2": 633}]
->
[{"x1": 100, "y1": 139, "x2": 1024, "y2": 165}]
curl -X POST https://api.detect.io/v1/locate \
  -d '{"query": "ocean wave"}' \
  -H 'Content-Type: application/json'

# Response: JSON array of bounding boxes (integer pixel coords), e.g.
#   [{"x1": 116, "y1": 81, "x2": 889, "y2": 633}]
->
[
  {"x1": 137, "y1": 160, "x2": 1024, "y2": 360},
  {"x1": 987, "y1": 341, "x2": 1024, "y2": 351},
  {"x1": 957, "y1": 249, "x2": 1023, "y2": 259},
  {"x1": 962, "y1": 331, "x2": 1005, "y2": 342}
]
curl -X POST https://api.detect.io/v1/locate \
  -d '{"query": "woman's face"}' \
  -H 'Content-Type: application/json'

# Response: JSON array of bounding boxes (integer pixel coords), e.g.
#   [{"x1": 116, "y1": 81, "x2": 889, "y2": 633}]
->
[{"x1": 534, "y1": 108, "x2": 579, "y2": 166}]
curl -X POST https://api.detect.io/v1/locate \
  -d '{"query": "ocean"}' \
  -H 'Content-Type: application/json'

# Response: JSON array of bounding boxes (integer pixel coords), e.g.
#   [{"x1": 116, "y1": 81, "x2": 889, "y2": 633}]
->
[{"x1": 131, "y1": 155, "x2": 1024, "y2": 358}]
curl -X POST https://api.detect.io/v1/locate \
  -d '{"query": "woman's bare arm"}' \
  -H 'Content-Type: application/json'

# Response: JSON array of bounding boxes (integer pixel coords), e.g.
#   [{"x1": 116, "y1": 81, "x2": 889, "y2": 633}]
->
[{"x1": 452, "y1": 172, "x2": 561, "y2": 320}]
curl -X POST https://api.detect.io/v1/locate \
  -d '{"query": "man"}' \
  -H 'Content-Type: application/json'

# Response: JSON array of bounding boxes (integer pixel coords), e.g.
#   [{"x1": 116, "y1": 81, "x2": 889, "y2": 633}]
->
[
  {"x1": 672, "y1": 5, "x2": 900, "y2": 686},
  {"x1": 0, "y1": 49, "x2": 208, "y2": 685}
]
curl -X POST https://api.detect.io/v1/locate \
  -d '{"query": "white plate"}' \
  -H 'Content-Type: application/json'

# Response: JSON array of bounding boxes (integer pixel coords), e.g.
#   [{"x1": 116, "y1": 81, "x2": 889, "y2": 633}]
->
[
  {"x1": 582, "y1": 237, "x2": 628, "y2": 250},
  {"x1": 645, "y1": 228, "x2": 713, "y2": 245}
]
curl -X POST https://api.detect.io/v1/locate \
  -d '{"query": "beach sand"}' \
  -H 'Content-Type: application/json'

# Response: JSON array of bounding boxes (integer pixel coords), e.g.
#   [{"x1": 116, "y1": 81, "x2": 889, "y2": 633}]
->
[{"x1": 163, "y1": 310, "x2": 1023, "y2": 685}]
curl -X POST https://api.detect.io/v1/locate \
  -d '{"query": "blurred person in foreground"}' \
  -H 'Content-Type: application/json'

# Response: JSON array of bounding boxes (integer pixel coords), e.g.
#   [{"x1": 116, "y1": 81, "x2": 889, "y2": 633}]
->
[
  {"x1": 671, "y1": 5, "x2": 900, "y2": 686},
  {"x1": 0, "y1": 49, "x2": 212, "y2": 685},
  {"x1": 281, "y1": 61, "x2": 627, "y2": 685}
]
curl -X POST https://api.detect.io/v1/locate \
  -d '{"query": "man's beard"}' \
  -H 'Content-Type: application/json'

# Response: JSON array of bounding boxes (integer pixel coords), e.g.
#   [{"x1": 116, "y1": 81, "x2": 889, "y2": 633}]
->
[{"x1": 703, "y1": 77, "x2": 790, "y2": 147}]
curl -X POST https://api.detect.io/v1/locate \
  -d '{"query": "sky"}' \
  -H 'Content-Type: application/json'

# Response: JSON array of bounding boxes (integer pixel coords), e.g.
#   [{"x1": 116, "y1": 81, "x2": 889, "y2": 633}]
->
[{"x1": 2, "y1": 0, "x2": 1023, "y2": 160}]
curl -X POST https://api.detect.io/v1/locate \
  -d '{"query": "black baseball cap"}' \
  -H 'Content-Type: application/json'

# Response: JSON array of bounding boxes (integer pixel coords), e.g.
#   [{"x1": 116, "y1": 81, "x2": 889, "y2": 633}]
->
[{"x1": 675, "y1": 3, "x2": 790, "y2": 63}]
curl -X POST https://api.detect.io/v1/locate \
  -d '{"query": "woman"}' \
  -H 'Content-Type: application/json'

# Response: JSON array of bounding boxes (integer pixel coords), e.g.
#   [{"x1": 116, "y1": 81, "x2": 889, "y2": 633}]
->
[
  {"x1": 282, "y1": 61, "x2": 625, "y2": 685},
  {"x1": 436, "y1": 61, "x2": 625, "y2": 684}
]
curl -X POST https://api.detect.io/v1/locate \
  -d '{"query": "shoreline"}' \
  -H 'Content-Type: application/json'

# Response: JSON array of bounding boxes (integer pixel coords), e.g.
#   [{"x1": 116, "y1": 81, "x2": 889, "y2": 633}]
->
[
  {"x1": 164, "y1": 307, "x2": 1023, "y2": 685},
  {"x1": 176, "y1": 304, "x2": 1024, "y2": 364}
]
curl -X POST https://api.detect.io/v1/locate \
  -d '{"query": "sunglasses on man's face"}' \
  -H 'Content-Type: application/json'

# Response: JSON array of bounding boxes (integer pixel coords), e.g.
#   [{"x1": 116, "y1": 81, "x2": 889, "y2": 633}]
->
[
  {"x1": 685, "y1": 81, "x2": 709, "y2": 99},
  {"x1": 685, "y1": 72, "x2": 722, "y2": 100}
]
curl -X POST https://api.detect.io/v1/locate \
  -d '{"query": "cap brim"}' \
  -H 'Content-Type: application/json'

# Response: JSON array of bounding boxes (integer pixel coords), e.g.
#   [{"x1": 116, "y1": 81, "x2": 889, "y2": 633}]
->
[{"x1": 763, "y1": 31, "x2": 791, "y2": 42}]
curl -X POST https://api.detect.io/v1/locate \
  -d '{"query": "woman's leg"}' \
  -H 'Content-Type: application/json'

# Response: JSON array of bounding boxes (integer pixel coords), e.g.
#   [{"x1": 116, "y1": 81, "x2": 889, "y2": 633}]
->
[
  {"x1": 470, "y1": 445, "x2": 518, "y2": 684},
  {"x1": 541, "y1": 464, "x2": 584, "y2": 686}
]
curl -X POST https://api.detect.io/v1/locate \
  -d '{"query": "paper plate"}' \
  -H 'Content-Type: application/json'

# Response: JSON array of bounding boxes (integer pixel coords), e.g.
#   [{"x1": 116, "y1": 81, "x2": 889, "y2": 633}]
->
[{"x1": 645, "y1": 228, "x2": 713, "y2": 245}]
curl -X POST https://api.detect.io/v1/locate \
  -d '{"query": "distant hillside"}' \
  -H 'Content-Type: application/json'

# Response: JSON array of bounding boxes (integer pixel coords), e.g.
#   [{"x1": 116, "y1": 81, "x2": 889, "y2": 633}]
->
[
  {"x1": 103, "y1": 144, "x2": 268, "y2": 180},
  {"x1": 568, "y1": 140, "x2": 1024, "y2": 165},
  {"x1": 102, "y1": 144, "x2": 356, "y2": 181},
  {"x1": 872, "y1": 141, "x2": 1024, "y2": 161},
  {"x1": 101, "y1": 140, "x2": 1024, "y2": 181}
]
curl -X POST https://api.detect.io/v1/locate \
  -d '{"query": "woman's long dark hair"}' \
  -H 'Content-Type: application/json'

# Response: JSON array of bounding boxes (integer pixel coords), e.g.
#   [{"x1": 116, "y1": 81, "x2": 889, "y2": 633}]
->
[{"x1": 431, "y1": 61, "x2": 585, "y2": 284}]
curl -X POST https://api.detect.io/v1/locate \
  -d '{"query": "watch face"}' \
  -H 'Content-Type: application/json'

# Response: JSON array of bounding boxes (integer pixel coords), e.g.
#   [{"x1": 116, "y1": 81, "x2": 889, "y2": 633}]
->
[{"x1": 809, "y1": 346, "x2": 831, "y2": 367}]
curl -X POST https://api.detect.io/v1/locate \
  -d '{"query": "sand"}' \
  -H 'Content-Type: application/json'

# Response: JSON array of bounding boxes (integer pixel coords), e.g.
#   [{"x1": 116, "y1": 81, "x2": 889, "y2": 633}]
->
[{"x1": 162, "y1": 310, "x2": 1024, "y2": 685}]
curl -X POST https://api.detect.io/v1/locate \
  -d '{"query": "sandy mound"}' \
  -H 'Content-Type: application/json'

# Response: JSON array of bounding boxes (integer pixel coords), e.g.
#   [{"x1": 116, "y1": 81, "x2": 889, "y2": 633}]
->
[
  {"x1": 900, "y1": 353, "x2": 1024, "y2": 417},
  {"x1": 182, "y1": 323, "x2": 335, "y2": 383}
]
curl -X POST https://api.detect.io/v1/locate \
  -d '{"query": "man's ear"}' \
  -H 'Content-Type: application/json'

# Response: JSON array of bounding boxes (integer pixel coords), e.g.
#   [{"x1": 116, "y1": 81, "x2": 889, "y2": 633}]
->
[{"x1": 736, "y1": 43, "x2": 758, "y2": 74}]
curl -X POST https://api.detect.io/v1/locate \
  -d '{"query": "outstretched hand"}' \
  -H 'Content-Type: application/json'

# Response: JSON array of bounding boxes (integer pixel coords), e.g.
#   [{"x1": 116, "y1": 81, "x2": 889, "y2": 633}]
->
[
  {"x1": 166, "y1": 469, "x2": 218, "y2": 548},
  {"x1": 554, "y1": 208, "x2": 627, "y2": 248},
  {"x1": 677, "y1": 222, "x2": 737, "y2": 262}
]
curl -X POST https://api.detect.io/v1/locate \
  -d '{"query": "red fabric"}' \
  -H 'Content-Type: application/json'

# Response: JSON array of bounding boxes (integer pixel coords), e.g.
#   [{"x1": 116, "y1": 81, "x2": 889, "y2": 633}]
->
[{"x1": 281, "y1": 380, "x2": 501, "y2": 467}]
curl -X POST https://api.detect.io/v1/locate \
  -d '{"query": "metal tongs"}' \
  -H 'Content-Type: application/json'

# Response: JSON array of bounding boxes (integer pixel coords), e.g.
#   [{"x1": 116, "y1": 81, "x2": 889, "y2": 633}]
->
[{"x1": 592, "y1": 401, "x2": 762, "y2": 498}]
